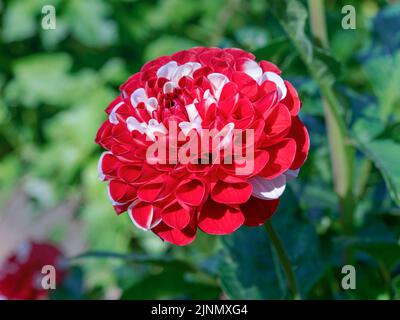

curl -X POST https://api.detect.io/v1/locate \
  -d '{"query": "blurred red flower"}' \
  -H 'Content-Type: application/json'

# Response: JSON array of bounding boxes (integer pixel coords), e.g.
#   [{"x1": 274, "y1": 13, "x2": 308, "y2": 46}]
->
[
  {"x1": 95, "y1": 47, "x2": 309, "y2": 245},
  {"x1": 0, "y1": 241, "x2": 66, "y2": 300}
]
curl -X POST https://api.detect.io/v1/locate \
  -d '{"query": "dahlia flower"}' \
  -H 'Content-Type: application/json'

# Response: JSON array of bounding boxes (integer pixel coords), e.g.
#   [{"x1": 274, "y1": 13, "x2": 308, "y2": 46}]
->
[
  {"x1": 0, "y1": 241, "x2": 66, "y2": 300},
  {"x1": 95, "y1": 47, "x2": 309, "y2": 246}
]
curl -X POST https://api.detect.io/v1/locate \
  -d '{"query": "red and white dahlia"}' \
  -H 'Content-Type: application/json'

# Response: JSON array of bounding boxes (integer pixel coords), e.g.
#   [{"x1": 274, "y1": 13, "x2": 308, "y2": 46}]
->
[
  {"x1": 95, "y1": 47, "x2": 309, "y2": 246},
  {"x1": 0, "y1": 241, "x2": 66, "y2": 300}
]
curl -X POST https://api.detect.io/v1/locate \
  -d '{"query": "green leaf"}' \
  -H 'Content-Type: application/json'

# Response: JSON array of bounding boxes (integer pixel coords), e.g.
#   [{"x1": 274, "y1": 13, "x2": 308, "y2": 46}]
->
[
  {"x1": 99, "y1": 58, "x2": 129, "y2": 85},
  {"x1": 357, "y1": 139, "x2": 400, "y2": 206},
  {"x1": 393, "y1": 276, "x2": 400, "y2": 300},
  {"x1": 144, "y1": 36, "x2": 199, "y2": 62},
  {"x1": 235, "y1": 27, "x2": 269, "y2": 51},
  {"x1": 218, "y1": 190, "x2": 324, "y2": 299},
  {"x1": 64, "y1": 0, "x2": 117, "y2": 47},
  {"x1": 363, "y1": 52, "x2": 400, "y2": 123},
  {"x1": 4, "y1": 54, "x2": 73, "y2": 107},
  {"x1": 2, "y1": 0, "x2": 61, "y2": 42},
  {"x1": 352, "y1": 104, "x2": 386, "y2": 143},
  {"x1": 121, "y1": 260, "x2": 220, "y2": 300},
  {"x1": 2, "y1": 1, "x2": 37, "y2": 42}
]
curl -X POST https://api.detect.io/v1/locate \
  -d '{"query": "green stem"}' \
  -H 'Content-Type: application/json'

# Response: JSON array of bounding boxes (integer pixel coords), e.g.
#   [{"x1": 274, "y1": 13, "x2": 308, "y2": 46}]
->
[
  {"x1": 307, "y1": 0, "x2": 355, "y2": 234},
  {"x1": 264, "y1": 221, "x2": 301, "y2": 299},
  {"x1": 308, "y1": 0, "x2": 329, "y2": 48}
]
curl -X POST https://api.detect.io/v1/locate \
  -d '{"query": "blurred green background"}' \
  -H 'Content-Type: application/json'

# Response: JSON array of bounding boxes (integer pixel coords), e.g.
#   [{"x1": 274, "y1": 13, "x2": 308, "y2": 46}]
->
[{"x1": 0, "y1": 0, "x2": 399, "y2": 299}]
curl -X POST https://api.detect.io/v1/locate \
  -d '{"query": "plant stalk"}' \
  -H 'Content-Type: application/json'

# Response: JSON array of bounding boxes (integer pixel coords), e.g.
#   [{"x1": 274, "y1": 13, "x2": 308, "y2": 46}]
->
[
  {"x1": 308, "y1": 0, "x2": 355, "y2": 234},
  {"x1": 264, "y1": 221, "x2": 301, "y2": 299}
]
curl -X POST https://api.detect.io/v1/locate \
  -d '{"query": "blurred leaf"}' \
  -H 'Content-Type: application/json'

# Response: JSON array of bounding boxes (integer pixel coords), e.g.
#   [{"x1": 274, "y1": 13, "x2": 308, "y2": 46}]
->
[
  {"x1": 65, "y1": 0, "x2": 117, "y2": 47},
  {"x1": 50, "y1": 267, "x2": 85, "y2": 300},
  {"x1": 144, "y1": 36, "x2": 199, "y2": 61},
  {"x1": 363, "y1": 52, "x2": 400, "y2": 122},
  {"x1": 270, "y1": 0, "x2": 342, "y2": 84},
  {"x1": 393, "y1": 276, "x2": 400, "y2": 300},
  {"x1": 121, "y1": 260, "x2": 220, "y2": 299},
  {"x1": 352, "y1": 104, "x2": 386, "y2": 142},
  {"x1": 2, "y1": 1, "x2": 37, "y2": 42},
  {"x1": 143, "y1": 0, "x2": 200, "y2": 30},
  {"x1": 2, "y1": 0, "x2": 61, "y2": 42},
  {"x1": 5, "y1": 54, "x2": 73, "y2": 107},
  {"x1": 335, "y1": 222, "x2": 400, "y2": 269},
  {"x1": 40, "y1": 18, "x2": 68, "y2": 49},
  {"x1": 99, "y1": 58, "x2": 129, "y2": 84},
  {"x1": 253, "y1": 38, "x2": 291, "y2": 64},
  {"x1": 357, "y1": 139, "x2": 400, "y2": 206},
  {"x1": 219, "y1": 190, "x2": 324, "y2": 299},
  {"x1": 235, "y1": 26, "x2": 268, "y2": 51},
  {"x1": 372, "y1": 4, "x2": 400, "y2": 55}
]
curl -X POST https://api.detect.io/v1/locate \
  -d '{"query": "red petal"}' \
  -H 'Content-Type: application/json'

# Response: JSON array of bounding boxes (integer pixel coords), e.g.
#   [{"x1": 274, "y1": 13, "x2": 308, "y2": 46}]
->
[
  {"x1": 259, "y1": 60, "x2": 282, "y2": 74},
  {"x1": 240, "y1": 197, "x2": 279, "y2": 226},
  {"x1": 137, "y1": 178, "x2": 164, "y2": 202},
  {"x1": 118, "y1": 184, "x2": 137, "y2": 203},
  {"x1": 100, "y1": 153, "x2": 120, "y2": 177},
  {"x1": 281, "y1": 80, "x2": 301, "y2": 116},
  {"x1": 109, "y1": 180, "x2": 128, "y2": 202},
  {"x1": 128, "y1": 201, "x2": 160, "y2": 230},
  {"x1": 260, "y1": 103, "x2": 291, "y2": 146},
  {"x1": 211, "y1": 180, "x2": 252, "y2": 204},
  {"x1": 260, "y1": 138, "x2": 297, "y2": 179},
  {"x1": 232, "y1": 72, "x2": 258, "y2": 99},
  {"x1": 229, "y1": 98, "x2": 255, "y2": 129},
  {"x1": 118, "y1": 165, "x2": 141, "y2": 183},
  {"x1": 175, "y1": 179, "x2": 207, "y2": 206},
  {"x1": 153, "y1": 221, "x2": 197, "y2": 246},
  {"x1": 161, "y1": 201, "x2": 192, "y2": 230},
  {"x1": 250, "y1": 149, "x2": 270, "y2": 176},
  {"x1": 198, "y1": 199, "x2": 244, "y2": 235},
  {"x1": 254, "y1": 85, "x2": 278, "y2": 118},
  {"x1": 289, "y1": 116, "x2": 310, "y2": 169}
]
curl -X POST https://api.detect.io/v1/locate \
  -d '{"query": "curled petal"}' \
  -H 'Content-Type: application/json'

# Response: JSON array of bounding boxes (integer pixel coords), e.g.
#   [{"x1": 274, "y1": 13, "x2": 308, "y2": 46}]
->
[
  {"x1": 289, "y1": 116, "x2": 310, "y2": 169},
  {"x1": 176, "y1": 179, "x2": 207, "y2": 206},
  {"x1": 211, "y1": 180, "x2": 252, "y2": 204},
  {"x1": 259, "y1": 138, "x2": 297, "y2": 179},
  {"x1": 128, "y1": 200, "x2": 161, "y2": 231},
  {"x1": 249, "y1": 174, "x2": 286, "y2": 200},
  {"x1": 153, "y1": 221, "x2": 197, "y2": 246},
  {"x1": 161, "y1": 201, "x2": 192, "y2": 230},
  {"x1": 198, "y1": 198, "x2": 244, "y2": 235},
  {"x1": 240, "y1": 197, "x2": 279, "y2": 226}
]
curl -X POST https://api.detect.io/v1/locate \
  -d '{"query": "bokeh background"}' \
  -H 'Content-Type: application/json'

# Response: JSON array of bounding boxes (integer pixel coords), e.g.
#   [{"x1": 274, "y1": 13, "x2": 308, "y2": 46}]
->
[{"x1": 0, "y1": 0, "x2": 399, "y2": 299}]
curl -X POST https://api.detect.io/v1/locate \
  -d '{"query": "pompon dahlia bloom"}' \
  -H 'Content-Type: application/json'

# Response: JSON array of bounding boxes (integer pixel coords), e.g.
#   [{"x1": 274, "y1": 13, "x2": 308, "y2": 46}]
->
[
  {"x1": 95, "y1": 47, "x2": 309, "y2": 246},
  {"x1": 0, "y1": 241, "x2": 66, "y2": 300}
]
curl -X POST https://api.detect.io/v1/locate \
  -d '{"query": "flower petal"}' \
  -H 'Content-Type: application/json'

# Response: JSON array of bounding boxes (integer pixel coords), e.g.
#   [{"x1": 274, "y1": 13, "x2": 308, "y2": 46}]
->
[
  {"x1": 207, "y1": 73, "x2": 229, "y2": 101},
  {"x1": 289, "y1": 116, "x2": 310, "y2": 169},
  {"x1": 259, "y1": 138, "x2": 297, "y2": 179},
  {"x1": 259, "y1": 72, "x2": 287, "y2": 100},
  {"x1": 153, "y1": 221, "x2": 197, "y2": 246},
  {"x1": 176, "y1": 179, "x2": 207, "y2": 206},
  {"x1": 249, "y1": 174, "x2": 286, "y2": 200},
  {"x1": 198, "y1": 199, "x2": 244, "y2": 235},
  {"x1": 240, "y1": 197, "x2": 279, "y2": 226},
  {"x1": 128, "y1": 200, "x2": 160, "y2": 231},
  {"x1": 211, "y1": 180, "x2": 252, "y2": 204},
  {"x1": 161, "y1": 201, "x2": 192, "y2": 230},
  {"x1": 242, "y1": 59, "x2": 263, "y2": 81}
]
